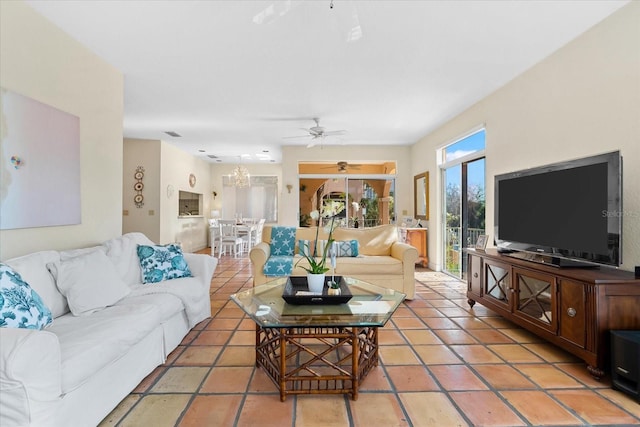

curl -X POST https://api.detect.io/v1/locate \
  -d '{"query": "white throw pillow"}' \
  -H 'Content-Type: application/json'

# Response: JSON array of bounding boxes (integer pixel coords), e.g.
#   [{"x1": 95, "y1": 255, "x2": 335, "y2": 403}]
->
[{"x1": 48, "y1": 250, "x2": 131, "y2": 316}]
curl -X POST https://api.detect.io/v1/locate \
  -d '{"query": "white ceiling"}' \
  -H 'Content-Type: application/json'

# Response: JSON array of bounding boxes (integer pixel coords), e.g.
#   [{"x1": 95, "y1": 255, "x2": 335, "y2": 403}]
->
[{"x1": 26, "y1": 0, "x2": 628, "y2": 164}]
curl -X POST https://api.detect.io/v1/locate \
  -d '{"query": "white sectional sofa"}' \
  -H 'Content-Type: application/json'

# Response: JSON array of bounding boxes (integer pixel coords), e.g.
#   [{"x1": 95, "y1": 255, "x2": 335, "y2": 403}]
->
[{"x1": 0, "y1": 233, "x2": 217, "y2": 427}]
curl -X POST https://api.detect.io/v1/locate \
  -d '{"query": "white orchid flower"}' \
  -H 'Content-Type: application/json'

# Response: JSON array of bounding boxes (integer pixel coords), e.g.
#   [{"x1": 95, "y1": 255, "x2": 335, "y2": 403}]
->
[
  {"x1": 296, "y1": 201, "x2": 345, "y2": 274},
  {"x1": 321, "y1": 200, "x2": 345, "y2": 218}
]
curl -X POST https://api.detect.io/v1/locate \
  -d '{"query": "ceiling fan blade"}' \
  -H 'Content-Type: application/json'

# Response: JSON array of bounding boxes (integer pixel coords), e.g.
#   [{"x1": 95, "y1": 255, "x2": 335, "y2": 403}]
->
[
  {"x1": 283, "y1": 135, "x2": 312, "y2": 140},
  {"x1": 323, "y1": 130, "x2": 347, "y2": 136}
]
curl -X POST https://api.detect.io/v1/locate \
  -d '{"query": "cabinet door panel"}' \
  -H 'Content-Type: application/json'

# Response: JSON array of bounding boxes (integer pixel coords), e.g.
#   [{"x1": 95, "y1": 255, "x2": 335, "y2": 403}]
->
[
  {"x1": 514, "y1": 268, "x2": 557, "y2": 332},
  {"x1": 483, "y1": 260, "x2": 510, "y2": 309},
  {"x1": 559, "y1": 279, "x2": 586, "y2": 348}
]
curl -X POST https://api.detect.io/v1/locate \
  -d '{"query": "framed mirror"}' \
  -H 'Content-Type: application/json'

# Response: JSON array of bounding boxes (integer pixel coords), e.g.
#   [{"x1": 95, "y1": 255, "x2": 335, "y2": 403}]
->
[{"x1": 414, "y1": 172, "x2": 428, "y2": 220}]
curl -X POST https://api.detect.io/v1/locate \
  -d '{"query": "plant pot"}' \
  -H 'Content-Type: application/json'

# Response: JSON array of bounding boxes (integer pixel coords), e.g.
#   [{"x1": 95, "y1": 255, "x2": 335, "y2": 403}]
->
[
  {"x1": 307, "y1": 273, "x2": 326, "y2": 294},
  {"x1": 327, "y1": 287, "x2": 341, "y2": 296}
]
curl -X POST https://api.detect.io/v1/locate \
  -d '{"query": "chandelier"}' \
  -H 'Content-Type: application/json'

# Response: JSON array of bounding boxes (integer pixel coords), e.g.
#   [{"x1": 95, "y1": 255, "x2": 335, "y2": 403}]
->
[{"x1": 231, "y1": 164, "x2": 250, "y2": 187}]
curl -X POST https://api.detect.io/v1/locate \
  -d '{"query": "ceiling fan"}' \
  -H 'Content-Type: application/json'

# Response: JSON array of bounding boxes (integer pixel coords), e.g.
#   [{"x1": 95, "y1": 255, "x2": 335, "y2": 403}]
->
[
  {"x1": 283, "y1": 118, "x2": 347, "y2": 148},
  {"x1": 321, "y1": 161, "x2": 361, "y2": 173}
]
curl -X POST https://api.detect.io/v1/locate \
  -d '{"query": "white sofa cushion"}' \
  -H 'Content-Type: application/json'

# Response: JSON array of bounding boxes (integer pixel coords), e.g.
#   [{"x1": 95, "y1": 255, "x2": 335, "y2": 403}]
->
[
  {"x1": 127, "y1": 276, "x2": 209, "y2": 328},
  {"x1": 47, "y1": 250, "x2": 131, "y2": 316},
  {"x1": 47, "y1": 303, "x2": 161, "y2": 393},
  {"x1": 103, "y1": 232, "x2": 155, "y2": 287},
  {"x1": 116, "y1": 293, "x2": 183, "y2": 321}
]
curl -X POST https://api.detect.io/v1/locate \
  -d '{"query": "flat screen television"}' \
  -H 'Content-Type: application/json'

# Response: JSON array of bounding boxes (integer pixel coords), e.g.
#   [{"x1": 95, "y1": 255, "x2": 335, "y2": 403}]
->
[{"x1": 494, "y1": 151, "x2": 622, "y2": 268}]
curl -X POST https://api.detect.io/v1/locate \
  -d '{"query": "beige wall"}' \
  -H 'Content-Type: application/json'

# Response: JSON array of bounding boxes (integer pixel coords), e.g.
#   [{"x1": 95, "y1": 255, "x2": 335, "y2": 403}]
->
[
  {"x1": 123, "y1": 139, "x2": 161, "y2": 242},
  {"x1": 160, "y1": 142, "x2": 211, "y2": 251},
  {"x1": 0, "y1": 1, "x2": 123, "y2": 260},
  {"x1": 412, "y1": 2, "x2": 640, "y2": 272},
  {"x1": 124, "y1": 138, "x2": 213, "y2": 251}
]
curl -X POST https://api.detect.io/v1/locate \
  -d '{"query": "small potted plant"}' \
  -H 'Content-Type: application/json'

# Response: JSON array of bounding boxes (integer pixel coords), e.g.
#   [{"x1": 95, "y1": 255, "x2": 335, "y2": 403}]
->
[{"x1": 327, "y1": 279, "x2": 341, "y2": 295}]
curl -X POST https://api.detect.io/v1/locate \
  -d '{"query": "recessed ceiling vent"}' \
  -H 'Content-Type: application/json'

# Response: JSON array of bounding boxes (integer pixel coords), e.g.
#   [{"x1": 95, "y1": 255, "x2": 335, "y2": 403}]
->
[
  {"x1": 164, "y1": 131, "x2": 181, "y2": 137},
  {"x1": 207, "y1": 154, "x2": 219, "y2": 159}
]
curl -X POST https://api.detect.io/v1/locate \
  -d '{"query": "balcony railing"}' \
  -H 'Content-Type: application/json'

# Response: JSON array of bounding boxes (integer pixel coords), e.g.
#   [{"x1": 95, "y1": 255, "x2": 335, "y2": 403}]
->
[
  {"x1": 445, "y1": 227, "x2": 485, "y2": 275},
  {"x1": 445, "y1": 227, "x2": 485, "y2": 247}
]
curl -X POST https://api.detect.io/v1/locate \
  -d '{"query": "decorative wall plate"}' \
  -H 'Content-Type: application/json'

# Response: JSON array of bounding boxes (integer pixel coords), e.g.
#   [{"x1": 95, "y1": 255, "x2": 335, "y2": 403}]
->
[
  {"x1": 189, "y1": 173, "x2": 196, "y2": 188},
  {"x1": 134, "y1": 166, "x2": 145, "y2": 208}
]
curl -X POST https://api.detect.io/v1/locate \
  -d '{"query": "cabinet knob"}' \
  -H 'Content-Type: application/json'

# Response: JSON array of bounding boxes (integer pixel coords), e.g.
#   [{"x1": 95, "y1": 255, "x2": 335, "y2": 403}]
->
[
  {"x1": 567, "y1": 307, "x2": 577, "y2": 317},
  {"x1": 473, "y1": 273, "x2": 479, "y2": 278}
]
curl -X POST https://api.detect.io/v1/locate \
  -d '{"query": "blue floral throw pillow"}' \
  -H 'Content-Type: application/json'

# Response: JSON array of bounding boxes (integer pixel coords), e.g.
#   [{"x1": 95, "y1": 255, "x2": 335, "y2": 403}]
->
[
  {"x1": 137, "y1": 244, "x2": 192, "y2": 284},
  {"x1": 0, "y1": 263, "x2": 53, "y2": 329}
]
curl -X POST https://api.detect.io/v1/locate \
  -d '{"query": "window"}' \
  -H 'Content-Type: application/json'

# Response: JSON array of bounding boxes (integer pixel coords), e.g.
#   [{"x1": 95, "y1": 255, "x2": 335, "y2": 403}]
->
[
  {"x1": 298, "y1": 162, "x2": 396, "y2": 228},
  {"x1": 178, "y1": 191, "x2": 202, "y2": 216},
  {"x1": 222, "y1": 176, "x2": 278, "y2": 222}
]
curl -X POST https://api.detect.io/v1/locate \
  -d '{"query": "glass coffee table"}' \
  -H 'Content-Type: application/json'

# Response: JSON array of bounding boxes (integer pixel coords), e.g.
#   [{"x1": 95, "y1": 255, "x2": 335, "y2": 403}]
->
[{"x1": 230, "y1": 276, "x2": 405, "y2": 401}]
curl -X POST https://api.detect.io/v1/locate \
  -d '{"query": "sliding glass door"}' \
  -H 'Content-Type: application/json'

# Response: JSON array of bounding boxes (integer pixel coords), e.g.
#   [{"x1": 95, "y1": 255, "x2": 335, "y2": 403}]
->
[{"x1": 442, "y1": 130, "x2": 485, "y2": 278}]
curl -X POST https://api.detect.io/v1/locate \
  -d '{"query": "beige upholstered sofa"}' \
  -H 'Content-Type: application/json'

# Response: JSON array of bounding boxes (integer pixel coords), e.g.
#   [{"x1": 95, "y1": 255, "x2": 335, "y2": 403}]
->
[{"x1": 249, "y1": 224, "x2": 419, "y2": 299}]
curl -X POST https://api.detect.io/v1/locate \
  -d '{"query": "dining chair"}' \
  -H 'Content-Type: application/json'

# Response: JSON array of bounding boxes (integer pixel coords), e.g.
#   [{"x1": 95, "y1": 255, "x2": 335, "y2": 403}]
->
[
  {"x1": 218, "y1": 220, "x2": 248, "y2": 258},
  {"x1": 253, "y1": 218, "x2": 266, "y2": 247},
  {"x1": 209, "y1": 223, "x2": 220, "y2": 256},
  {"x1": 237, "y1": 218, "x2": 259, "y2": 251}
]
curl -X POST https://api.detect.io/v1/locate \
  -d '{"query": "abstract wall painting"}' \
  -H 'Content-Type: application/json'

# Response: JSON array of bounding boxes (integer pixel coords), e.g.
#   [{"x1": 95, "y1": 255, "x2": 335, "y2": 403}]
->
[{"x1": 0, "y1": 88, "x2": 81, "y2": 230}]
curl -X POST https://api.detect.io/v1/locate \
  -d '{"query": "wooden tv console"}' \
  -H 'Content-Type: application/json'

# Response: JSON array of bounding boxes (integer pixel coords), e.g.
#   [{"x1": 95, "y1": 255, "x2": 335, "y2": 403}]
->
[{"x1": 466, "y1": 248, "x2": 640, "y2": 379}]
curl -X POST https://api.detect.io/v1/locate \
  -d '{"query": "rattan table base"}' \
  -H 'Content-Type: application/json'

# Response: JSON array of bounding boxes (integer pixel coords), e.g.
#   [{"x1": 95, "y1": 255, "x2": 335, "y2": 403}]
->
[{"x1": 255, "y1": 325, "x2": 379, "y2": 401}]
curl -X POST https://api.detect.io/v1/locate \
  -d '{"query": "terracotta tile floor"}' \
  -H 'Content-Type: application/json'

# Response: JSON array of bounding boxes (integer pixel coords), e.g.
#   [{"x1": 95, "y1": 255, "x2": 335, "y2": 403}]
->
[{"x1": 100, "y1": 254, "x2": 640, "y2": 427}]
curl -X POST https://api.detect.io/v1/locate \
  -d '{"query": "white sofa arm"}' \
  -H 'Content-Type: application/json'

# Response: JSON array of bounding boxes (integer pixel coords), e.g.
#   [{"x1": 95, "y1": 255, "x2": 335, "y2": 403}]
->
[
  {"x1": 0, "y1": 328, "x2": 61, "y2": 427},
  {"x1": 249, "y1": 242, "x2": 270, "y2": 286},
  {"x1": 184, "y1": 253, "x2": 218, "y2": 291}
]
